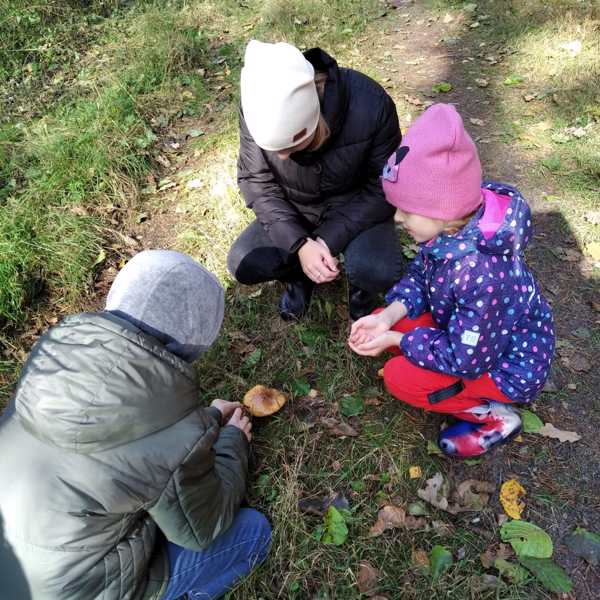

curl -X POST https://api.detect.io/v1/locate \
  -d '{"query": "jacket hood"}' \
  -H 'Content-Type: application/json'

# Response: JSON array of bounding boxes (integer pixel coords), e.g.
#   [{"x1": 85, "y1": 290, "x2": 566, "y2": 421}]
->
[
  {"x1": 15, "y1": 312, "x2": 199, "y2": 453},
  {"x1": 422, "y1": 182, "x2": 533, "y2": 261}
]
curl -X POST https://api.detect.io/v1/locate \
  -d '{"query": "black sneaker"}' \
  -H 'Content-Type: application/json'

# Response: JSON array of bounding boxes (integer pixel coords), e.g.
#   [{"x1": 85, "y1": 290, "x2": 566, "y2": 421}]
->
[
  {"x1": 348, "y1": 285, "x2": 378, "y2": 321},
  {"x1": 278, "y1": 278, "x2": 315, "y2": 321}
]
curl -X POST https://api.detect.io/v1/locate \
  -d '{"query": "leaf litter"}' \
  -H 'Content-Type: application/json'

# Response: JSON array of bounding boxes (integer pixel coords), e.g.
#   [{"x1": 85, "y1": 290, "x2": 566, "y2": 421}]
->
[{"x1": 417, "y1": 473, "x2": 495, "y2": 514}]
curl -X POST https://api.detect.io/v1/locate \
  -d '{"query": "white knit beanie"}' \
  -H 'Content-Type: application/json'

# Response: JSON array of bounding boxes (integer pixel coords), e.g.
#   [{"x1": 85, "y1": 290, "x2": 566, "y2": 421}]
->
[{"x1": 241, "y1": 40, "x2": 320, "y2": 151}]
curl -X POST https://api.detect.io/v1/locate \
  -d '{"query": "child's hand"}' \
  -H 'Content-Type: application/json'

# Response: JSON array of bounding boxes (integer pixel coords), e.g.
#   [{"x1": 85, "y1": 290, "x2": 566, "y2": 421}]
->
[
  {"x1": 227, "y1": 408, "x2": 252, "y2": 442},
  {"x1": 349, "y1": 331, "x2": 403, "y2": 357},
  {"x1": 210, "y1": 399, "x2": 242, "y2": 422},
  {"x1": 348, "y1": 313, "x2": 391, "y2": 346}
]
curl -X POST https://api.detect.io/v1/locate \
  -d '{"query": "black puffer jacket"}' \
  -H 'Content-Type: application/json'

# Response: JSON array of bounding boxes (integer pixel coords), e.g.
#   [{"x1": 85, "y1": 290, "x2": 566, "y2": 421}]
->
[{"x1": 237, "y1": 48, "x2": 401, "y2": 255}]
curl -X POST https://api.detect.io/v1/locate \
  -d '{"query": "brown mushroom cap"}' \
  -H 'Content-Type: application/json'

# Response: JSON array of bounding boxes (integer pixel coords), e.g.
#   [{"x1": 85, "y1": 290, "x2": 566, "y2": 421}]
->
[{"x1": 243, "y1": 385, "x2": 287, "y2": 417}]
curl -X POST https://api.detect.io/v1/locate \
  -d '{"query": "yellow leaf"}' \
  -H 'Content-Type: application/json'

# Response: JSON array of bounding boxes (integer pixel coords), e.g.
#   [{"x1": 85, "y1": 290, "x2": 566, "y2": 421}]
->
[
  {"x1": 377, "y1": 368, "x2": 384, "y2": 378},
  {"x1": 409, "y1": 466, "x2": 422, "y2": 479},
  {"x1": 500, "y1": 479, "x2": 526, "y2": 520}
]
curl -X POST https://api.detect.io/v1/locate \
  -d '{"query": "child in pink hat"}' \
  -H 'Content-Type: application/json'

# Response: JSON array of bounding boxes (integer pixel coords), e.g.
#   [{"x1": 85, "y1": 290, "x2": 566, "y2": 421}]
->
[{"x1": 348, "y1": 103, "x2": 555, "y2": 458}]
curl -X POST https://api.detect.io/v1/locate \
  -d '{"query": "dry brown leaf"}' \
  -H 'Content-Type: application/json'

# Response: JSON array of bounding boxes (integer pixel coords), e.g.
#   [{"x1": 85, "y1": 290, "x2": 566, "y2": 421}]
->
[
  {"x1": 320, "y1": 417, "x2": 359, "y2": 438},
  {"x1": 450, "y1": 479, "x2": 495, "y2": 513},
  {"x1": 405, "y1": 516, "x2": 427, "y2": 530},
  {"x1": 356, "y1": 561, "x2": 380, "y2": 596},
  {"x1": 368, "y1": 505, "x2": 406, "y2": 537},
  {"x1": 417, "y1": 472, "x2": 449, "y2": 511},
  {"x1": 569, "y1": 354, "x2": 592, "y2": 372},
  {"x1": 412, "y1": 548, "x2": 430, "y2": 569},
  {"x1": 538, "y1": 423, "x2": 581, "y2": 443},
  {"x1": 480, "y1": 543, "x2": 513, "y2": 568},
  {"x1": 431, "y1": 520, "x2": 454, "y2": 536},
  {"x1": 365, "y1": 397, "x2": 383, "y2": 406}
]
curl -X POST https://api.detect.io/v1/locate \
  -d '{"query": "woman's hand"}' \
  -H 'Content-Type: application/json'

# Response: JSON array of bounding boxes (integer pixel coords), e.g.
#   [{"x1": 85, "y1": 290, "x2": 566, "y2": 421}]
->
[
  {"x1": 348, "y1": 331, "x2": 403, "y2": 357},
  {"x1": 298, "y1": 238, "x2": 339, "y2": 284},
  {"x1": 227, "y1": 408, "x2": 252, "y2": 442},
  {"x1": 210, "y1": 399, "x2": 242, "y2": 422}
]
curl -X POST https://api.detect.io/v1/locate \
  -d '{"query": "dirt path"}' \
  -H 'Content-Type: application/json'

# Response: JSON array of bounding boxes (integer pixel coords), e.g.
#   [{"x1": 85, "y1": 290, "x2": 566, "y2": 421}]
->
[{"x1": 95, "y1": 1, "x2": 599, "y2": 596}]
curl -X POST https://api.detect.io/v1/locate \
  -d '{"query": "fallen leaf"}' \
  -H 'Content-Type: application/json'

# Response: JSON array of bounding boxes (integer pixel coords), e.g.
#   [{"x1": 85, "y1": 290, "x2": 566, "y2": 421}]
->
[
  {"x1": 412, "y1": 548, "x2": 430, "y2": 569},
  {"x1": 500, "y1": 479, "x2": 526, "y2": 520},
  {"x1": 432, "y1": 81, "x2": 453, "y2": 93},
  {"x1": 475, "y1": 78, "x2": 489, "y2": 87},
  {"x1": 430, "y1": 520, "x2": 454, "y2": 536},
  {"x1": 470, "y1": 574, "x2": 502, "y2": 593},
  {"x1": 537, "y1": 423, "x2": 581, "y2": 443},
  {"x1": 521, "y1": 409, "x2": 543, "y2": 433},
  {"x1": 369, "y1": 505, "x2": 406, "y2": 537},
  {"x1": 417, "y1": 472, "x2": 449, "y2": 510},
  {"x1": 320, "y1": 417, "x2": 359, "y2": 437},
  {"x1": 340, "y1": 395, "x2": 364, "y2": 417},
  {"x1": 430, "y1": 545, "x2": 453, "y2": 580},
  {"x1": 480, "y1": 543, "x2": 513, "y2": 568},
  {"x1": 518, "y1": 557, "x2": 573, "y2": 593},
  {"x1": 322, "y1": 505, "x2": 348, "y2": 546},
  {"x1": 523, "y1": 93, "x2": 536, "y2": 102},
  {"x1": 500, "y1": 520, "x2": 553, "y2": 558},
  {"x1": 564, "y1": 527, "x2": 600, "y2": 565},
  {"x1": 365, "y1": 397, "x2": 382, "y2": 406},
  {"x1": 188, "y1": 128, "x2": 204, "y2": 138},
  {"x1": 450, "y1": 479, "x2": 495, "y2": 513},
  {"x1": 357, "y1": 561, "x2": 380, "y2": 595},
  {"x1": 409, "y1": 466, "x2": 422, "y2": 479},
  {"x1": 377, "y1": 368, "x2": 384, "y2": 378},
  {"x1": 403, "y1": 94, "x2": 423, "y2": 106},
  {"x1": 93, "y1": 248, "x2": 107, "y2": 267},
  {"x1": 405, "y1": 515, "x2": 427, "y2": 530},
  {"x1": 408, "y1": 501, "x2": 428, "y2": 516},
  {"x1": 442, "y1": 13, "x2": 454, "y2": 23},
  {"x1": 469, "y1": 117, "x2": 485, "y2": 126},
  {"x1": 503, "y1": 74, "x2": 525, "y2": 86},
  {"x1": 494, "y1": 558, "x2": 529, "y2": 584},
  {"x1": 426, "y1": 440, "x2": 443, "y2": 455},
  {"x1": 568, "y1": 354, "x2": 591, "y2": 372}
]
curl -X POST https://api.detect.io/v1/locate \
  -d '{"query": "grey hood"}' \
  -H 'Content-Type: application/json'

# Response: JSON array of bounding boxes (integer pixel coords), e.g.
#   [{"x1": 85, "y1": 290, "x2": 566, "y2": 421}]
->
[
  {"x1": 15, "y1": 312, "x2": 199, "y2": 453},
  {"x1": 106, "y1": 250, "x2": 225, "y2": 361}
]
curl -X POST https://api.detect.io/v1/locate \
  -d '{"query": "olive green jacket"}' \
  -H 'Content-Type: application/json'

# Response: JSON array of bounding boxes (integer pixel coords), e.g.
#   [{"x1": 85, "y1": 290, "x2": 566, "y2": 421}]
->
[{"x1": 0, "y1": 313, "x2": 249, "y2": 600}]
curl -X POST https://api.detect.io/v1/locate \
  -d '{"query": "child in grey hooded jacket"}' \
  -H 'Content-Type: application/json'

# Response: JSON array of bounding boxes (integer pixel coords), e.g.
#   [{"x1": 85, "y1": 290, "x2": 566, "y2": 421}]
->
[{"x1": 0, "y1": 250, "x2": 270, "y2": 600}]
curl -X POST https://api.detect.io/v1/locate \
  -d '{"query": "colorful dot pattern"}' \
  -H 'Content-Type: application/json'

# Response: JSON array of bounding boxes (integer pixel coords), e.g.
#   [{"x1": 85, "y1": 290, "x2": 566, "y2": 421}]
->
[{"x1": 385, "y1": 181, "x2": 555, "y2": 403}]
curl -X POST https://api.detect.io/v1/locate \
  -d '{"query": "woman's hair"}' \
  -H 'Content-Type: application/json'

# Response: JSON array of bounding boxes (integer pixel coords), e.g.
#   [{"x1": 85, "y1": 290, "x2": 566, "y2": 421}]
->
[{"x1": 305, "y1": 113, "x2": 330, "y2": 153}]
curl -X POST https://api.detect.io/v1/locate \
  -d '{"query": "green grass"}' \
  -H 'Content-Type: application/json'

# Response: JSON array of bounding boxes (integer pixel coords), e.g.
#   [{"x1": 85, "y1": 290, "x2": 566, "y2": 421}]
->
[{"x1": 430, "y1": 0, "x2": 600, "y2": 251}]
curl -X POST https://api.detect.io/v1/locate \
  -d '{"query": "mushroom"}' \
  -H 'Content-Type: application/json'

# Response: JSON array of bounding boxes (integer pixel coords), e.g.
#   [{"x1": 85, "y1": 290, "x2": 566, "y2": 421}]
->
[{"x1": 243, "y1": 385, "x2": 287, "y2": 417}]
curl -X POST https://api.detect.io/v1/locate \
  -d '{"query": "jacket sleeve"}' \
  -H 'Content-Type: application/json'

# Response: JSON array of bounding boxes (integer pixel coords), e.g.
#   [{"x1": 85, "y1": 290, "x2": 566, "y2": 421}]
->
[
  {"x1": 313, "y1": 94, "x2": 400, "y2": 254},
  {"x1": 237, "y1": 108, "x2": 311, "y2": 253},
  {"x1": 400, "y1": 255, "x2": 524, "y2": 379},
  {"x1": 148, "y1": 417, "x2": 249, "y2": 550},
  {"x1": 384, "y1": 250, "x2": 429, "y2": 318}
]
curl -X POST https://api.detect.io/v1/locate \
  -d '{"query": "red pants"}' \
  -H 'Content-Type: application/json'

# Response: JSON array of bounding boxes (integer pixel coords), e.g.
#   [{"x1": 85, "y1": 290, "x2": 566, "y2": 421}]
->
[{"x1": 380, "y1": 311, "x2": 512, "y2": 418}]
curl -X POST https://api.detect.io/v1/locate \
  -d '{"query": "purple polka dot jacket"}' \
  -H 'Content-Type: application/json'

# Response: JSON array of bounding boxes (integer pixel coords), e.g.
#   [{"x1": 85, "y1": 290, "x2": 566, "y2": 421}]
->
[{"x1": 385, "y1": 181, "x2": 555, "y2": 403}]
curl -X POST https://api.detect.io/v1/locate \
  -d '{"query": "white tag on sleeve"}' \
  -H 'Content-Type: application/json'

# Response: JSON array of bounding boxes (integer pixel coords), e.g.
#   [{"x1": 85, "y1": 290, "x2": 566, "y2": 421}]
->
[{"x1": 461, "y1": 330, "x2": 480, "y2": 347}]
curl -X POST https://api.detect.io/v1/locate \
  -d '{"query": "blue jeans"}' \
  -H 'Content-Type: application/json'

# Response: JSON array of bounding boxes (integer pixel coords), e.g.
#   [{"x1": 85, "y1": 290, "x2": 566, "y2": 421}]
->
[{"x1": 161, "y1": 509, "x2": 271, "y2": 600}]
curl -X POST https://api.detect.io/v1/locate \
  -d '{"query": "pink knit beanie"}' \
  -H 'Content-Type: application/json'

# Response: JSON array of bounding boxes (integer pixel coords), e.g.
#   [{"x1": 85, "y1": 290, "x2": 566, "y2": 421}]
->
[{"x1": 382, "y1": 103, "x2": 482, "y2": 220}]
